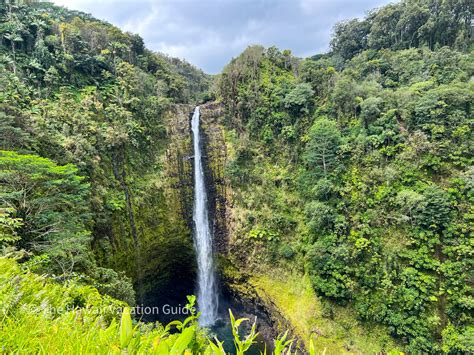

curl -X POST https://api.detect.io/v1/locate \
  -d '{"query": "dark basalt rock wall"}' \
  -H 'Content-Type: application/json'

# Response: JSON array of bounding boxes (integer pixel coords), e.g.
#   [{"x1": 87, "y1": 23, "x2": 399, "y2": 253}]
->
[
  {"x1": 199, "y1": 102, "x2": 230, "y2": 255},
  {"x1": 164, "y1": 104, "x2": 195, "y2": 227},
  {"x1": 136, "y1": 103, "x2": 197, "y2": 322}
]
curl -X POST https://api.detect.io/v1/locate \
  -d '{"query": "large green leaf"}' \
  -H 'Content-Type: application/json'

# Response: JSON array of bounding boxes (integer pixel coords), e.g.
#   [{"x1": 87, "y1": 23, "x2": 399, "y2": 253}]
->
[
  {"x1": 169, "y1": 325, "x2": 196, "y2": 354},
  {"x1": 120, "y1": 307, "x2": 133, "y2": 349}
]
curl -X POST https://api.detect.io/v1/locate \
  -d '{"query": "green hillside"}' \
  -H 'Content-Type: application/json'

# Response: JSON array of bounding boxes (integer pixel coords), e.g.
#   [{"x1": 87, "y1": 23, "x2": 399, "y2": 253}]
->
[{"x1": 0, "y1": 0, "x2": 472, "y2": 353}]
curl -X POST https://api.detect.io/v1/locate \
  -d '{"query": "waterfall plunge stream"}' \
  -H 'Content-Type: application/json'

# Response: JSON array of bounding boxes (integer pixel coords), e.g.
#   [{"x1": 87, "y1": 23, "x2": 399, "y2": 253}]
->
[{"x1": 191, "y1": 106, "x2": 218, "y2": 326}]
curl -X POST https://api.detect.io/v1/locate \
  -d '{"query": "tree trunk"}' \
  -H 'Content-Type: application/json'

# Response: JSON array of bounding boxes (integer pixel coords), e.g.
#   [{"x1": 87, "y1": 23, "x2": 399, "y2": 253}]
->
[{"x1": 11, "y1": 41, "x2": 16, "y2": 74}]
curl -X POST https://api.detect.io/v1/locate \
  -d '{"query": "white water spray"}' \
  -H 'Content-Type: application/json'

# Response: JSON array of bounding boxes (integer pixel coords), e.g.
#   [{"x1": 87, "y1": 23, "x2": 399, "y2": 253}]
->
[{"x1": 191, "y1": 106, "x2": 218, "y2": 326}]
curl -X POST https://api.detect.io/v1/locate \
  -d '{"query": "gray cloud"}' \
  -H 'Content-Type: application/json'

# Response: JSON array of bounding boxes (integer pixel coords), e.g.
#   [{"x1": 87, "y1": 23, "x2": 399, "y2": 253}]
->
[{"x1": 52, "y1": 0, "x2": 392, "y2": 73}]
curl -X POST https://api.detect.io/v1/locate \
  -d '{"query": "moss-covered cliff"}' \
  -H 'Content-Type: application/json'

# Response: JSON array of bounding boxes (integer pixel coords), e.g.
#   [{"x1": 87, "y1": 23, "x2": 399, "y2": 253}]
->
[
  {"x1": 0, "y1": 1, "x2": 212, "y2": 315},
  {"x1": 95, "y1": 104, "x2": 197, "y2": 314}
]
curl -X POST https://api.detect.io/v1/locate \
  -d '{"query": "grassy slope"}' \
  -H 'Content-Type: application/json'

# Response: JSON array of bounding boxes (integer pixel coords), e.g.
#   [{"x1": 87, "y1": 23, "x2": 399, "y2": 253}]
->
[
  {"x1": 252, "y1": 272, "x2": 401, "y2": 354},
  {"x1": 0, "y1": 258, "x2": 126, "y2": 352},
  {"x1": 216, "y1": 112, "x2": 401, "y2": 354},
  {"x1": 0, "y1": 257, "x2": 207, "y2": 354}
]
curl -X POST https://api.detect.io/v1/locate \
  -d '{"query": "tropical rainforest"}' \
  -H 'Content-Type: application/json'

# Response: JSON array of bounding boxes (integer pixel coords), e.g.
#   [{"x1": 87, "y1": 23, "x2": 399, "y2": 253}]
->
[{"x1": 0, "y1": 0, "x2": 472, "y2": 354}]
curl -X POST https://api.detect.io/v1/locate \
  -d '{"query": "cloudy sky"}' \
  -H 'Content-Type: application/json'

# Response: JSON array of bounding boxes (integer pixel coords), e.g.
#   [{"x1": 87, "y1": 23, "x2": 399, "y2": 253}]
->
[{"x1": 51, "y1": 0, "x2": 393, "y2": 74}]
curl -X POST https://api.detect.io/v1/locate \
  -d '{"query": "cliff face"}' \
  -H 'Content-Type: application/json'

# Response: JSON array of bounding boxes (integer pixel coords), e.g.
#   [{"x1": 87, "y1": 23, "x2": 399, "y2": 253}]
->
[
  {"x1": 196, "y1": 102, "x2": 397, "y2": 353},
  {"x1": 138, "y1": 104, "x2": 197, "y2": 313},
  {"x1": 163, "y1": 104, "x2": 195, "y2": 228},
  {"x1": 199, "y1": 102, "x2": 305, "y2": 349},
  {"x1": 199, "y1": 102, "x2": 231, "y2": 254},
  {"x1": 97, "y1": 104, "x2": 196, "y2": 317}
]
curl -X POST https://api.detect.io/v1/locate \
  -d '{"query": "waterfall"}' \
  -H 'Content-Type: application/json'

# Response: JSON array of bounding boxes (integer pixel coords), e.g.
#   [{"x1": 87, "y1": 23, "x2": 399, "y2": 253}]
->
[{"x1": 191, "y1": 106, "x2": 218, "y2": 326}]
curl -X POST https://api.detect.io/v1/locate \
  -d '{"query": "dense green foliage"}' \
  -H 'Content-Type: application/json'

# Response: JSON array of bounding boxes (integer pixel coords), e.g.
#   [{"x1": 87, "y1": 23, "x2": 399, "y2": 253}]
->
[
  {"x1": 1, "y1": 258, "x2": 303, "y2": 354},
  {"x1": 330, "y1": 0, "x2": 472, "y2": 61},
  {"x1": 0, "y1": 150, "x2": 90, "y2": 275},
  {"x1": 1, "y1": 0, "x2": 472, "y2": 353},
  {"x1": 217, "y1": 0, "x2": 473, "y2": 352},
  {"x1": 0, "y1": 1, "x2": 208, "y2": 304}
]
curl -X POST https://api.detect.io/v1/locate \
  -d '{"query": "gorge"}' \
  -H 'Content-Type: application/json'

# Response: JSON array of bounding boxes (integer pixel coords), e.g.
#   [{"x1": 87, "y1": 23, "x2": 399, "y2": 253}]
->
[{"x1": 0, "y1": 0, "x2": 472, "y2": 354}]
